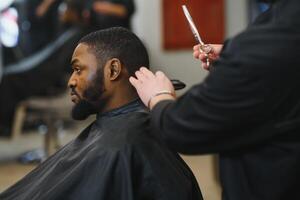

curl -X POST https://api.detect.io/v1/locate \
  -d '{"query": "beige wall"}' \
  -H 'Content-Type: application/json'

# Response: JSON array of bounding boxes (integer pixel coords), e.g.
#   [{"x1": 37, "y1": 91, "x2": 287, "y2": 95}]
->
[{"x1": 131, "y1": 1, "x2": 248, "y2": 199}]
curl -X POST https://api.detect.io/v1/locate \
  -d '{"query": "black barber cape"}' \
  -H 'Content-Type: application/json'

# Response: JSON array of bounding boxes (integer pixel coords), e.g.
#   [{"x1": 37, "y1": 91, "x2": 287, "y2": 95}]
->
[
  {"x1": 151, "y1": 0, "x2": 300, "y2": 200},
  {"x1": 0, "y1": 101, "x2": 202, "y2": 200}
]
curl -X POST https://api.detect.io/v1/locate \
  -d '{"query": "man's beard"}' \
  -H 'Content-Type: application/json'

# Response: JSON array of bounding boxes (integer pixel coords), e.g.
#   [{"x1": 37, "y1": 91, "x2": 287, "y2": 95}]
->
[
  {"x1": 71, "y1": 100, "x2": 97, "y2": 120},
  {"x1": 71, "y1": 67, "x2": 106, "y2": 120}
]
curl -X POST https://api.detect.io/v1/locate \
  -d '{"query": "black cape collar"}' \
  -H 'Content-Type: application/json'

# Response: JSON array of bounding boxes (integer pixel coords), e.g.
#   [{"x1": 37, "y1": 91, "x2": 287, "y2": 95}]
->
[{"x1": 96, "y1": 99, "x2": 145, "y2": 120}]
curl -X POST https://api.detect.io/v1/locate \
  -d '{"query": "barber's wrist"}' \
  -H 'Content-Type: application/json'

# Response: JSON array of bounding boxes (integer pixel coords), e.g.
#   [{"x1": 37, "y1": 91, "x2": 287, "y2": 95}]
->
[{"x1": 148, "y1": 93, "x2": 175, "y2": 110}]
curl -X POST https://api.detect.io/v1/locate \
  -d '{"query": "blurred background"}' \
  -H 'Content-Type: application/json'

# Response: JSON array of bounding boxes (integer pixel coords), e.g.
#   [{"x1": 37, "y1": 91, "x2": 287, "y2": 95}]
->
[{"x1": 0, "y1": 0, "x2": 269, "y2": 199}]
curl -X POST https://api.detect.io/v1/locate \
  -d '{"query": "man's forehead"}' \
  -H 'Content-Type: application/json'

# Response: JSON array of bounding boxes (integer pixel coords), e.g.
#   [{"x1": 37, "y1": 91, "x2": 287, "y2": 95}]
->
[
  {"x1": 71, "y1": 43, "x2": 100, "y2": 73},
  {"x1": 73, "y1": 43, "x2": 89, "y2": 55},
  {"x1": 72, "y1": 44, "x2": 95, "y2": 61}
]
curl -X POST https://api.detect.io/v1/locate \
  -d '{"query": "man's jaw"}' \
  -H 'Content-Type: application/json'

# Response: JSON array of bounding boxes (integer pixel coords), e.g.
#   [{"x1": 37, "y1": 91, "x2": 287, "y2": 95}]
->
[
  {"x1": 69, "y1": 88, "x2": 101, "y2": 120},
  {"x1": 71, "y1": 99, "x2": 98, "y2": 120}
]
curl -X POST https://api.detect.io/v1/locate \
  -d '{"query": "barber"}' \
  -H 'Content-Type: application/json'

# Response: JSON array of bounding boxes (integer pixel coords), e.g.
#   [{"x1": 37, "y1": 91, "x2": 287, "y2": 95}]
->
[{"x1": 130, "y1": 0, "x2": 300, "y2": 199}]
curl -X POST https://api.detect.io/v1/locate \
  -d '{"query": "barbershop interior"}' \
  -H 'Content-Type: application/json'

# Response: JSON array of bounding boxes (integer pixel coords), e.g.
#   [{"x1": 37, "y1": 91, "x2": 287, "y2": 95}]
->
[{"x1": 1, "y1": 0, "x2": 295, "y2": 200}]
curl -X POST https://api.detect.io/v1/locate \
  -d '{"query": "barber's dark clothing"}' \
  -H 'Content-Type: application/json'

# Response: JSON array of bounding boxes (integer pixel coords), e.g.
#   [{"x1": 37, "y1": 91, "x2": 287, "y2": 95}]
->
[
  {"x1": 152, "y1": 0, "x2": 300, "y2": 199},
  {"x1": 0, "y1": 101, "x2": 202, "y2": 200}
]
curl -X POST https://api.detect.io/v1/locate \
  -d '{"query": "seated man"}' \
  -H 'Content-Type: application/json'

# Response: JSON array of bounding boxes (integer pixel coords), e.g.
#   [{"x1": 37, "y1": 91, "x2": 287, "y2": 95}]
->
[{"x1": 0, "y1": 27, "x2": 203, "y2": 200}]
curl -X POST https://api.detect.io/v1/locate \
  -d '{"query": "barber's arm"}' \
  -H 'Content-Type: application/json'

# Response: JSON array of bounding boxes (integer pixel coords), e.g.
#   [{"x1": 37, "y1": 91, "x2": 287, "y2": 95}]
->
[
  {"x1": 131, "y1": 67, "x2": 266, "y2": 154},
  {"x1": 130, "y1": 30, "x2": 286, "y2": 154}
]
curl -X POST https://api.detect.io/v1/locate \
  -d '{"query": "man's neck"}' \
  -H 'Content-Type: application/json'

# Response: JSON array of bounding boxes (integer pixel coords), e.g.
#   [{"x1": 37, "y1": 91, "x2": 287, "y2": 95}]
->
[{"x1": 99, "y1": 86, "x2": 138, "y2": 114}]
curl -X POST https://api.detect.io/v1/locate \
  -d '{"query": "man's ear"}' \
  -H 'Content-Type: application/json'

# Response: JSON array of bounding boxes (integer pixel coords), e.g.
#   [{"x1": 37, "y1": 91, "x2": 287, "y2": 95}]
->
[{"x1": 106, "y1": 58, "x2": 122, "y2": 80}]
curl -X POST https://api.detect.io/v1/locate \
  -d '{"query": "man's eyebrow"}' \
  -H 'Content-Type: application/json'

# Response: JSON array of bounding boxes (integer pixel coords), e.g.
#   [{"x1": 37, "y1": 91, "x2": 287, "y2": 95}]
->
[{"x1": 70, "y1": 59, "x2": 79, "y2": 66}]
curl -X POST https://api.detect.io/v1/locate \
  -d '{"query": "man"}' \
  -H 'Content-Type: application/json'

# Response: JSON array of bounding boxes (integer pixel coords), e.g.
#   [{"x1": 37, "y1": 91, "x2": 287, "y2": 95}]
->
[
  {"x1": 130, "y1": 0, "x2": 300, "y2": 200},
  {"x1": 0, "y1": 27, "x2": 203, "y2": 200}
]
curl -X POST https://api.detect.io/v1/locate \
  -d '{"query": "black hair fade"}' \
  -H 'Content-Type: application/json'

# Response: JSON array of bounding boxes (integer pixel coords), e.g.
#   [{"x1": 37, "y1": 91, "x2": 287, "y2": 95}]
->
[{"x1": 78, "y1": 27, "x2": 149, "y2": 76}]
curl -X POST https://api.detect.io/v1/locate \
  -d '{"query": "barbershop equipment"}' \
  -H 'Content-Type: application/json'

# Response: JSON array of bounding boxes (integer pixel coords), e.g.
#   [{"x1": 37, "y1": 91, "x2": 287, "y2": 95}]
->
[
  {"x1": 171, "y1": 79, "x2": 186, "y2": 90},
  {"x1": 182, "y1": 5, "x2": 212, "y2": 66}
]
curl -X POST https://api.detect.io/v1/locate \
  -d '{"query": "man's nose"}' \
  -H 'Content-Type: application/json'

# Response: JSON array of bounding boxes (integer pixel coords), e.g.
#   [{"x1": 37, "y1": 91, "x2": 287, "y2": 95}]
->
[{"x1": 68, "y1": 76, "x2": 76, "y2": 89}]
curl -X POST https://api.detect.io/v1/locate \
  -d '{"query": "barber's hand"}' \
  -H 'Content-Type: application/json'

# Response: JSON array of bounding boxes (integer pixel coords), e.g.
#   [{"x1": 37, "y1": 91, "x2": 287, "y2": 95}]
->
[
  {"x1": 193, "y1": 44, "x2": 223, "y2": 70},
  {"x1": 129, "y1": 67, "x2": 175, "y2": 110}
]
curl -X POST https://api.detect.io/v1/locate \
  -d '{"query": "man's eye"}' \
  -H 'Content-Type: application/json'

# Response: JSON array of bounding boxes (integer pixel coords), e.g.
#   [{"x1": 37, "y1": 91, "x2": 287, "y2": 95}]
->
[{"x1": 74, "y1": 68, "x2": 81, "y2": 74}]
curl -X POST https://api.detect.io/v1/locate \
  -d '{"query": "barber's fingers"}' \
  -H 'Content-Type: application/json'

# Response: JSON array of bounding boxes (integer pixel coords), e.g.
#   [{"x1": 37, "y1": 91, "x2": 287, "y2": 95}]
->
[
  {"x1": 155, "y1": 71, "x2": 166, "y2": 78},
  {"x1": 201, "y1": 62, "x2": 209, "y2": 70},
  {"x1": 193, "y1": 51, "x2": 199, "y2": 59},
  {"x1": 135, "y1": 67, "x2": 155, "y2": 81},
  {"x1": 129, "y1": 76, "x2": 141, "y2": 88},
  {"x1": 135, "y1": 70, "x2": 146, "y2": 82},
  {"x1": 194, "y1": 47, "x2": 208, "y2": 60},
  {"x1": 193, "y1": 45, "x2": 201, "y2": 59},
  {"x1": 198, "y1": 54, "x2": 210, "y2": 70},
  {"x1": 199, "y1": 53, "x2": 208, "y2": 61},
  {"x1": 193, "y1": 44, "x2": 200, "y2": 51},
  {"x1": 140, "y1": 67, "x2": 155, "y2": 79},
  {"x1": 133, "y1": 69, "x2": 168, "y2": 83}
]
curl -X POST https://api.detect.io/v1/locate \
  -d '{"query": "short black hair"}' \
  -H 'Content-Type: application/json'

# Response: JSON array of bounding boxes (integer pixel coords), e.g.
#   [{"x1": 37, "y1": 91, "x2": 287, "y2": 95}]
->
[{"x1": 78, "y1": 27, "x2": 149, "y2": 76}]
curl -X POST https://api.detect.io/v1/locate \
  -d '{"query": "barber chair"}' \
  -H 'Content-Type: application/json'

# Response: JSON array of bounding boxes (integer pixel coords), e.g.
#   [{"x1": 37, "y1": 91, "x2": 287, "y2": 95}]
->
[{"x1": 14, "y1": 92, "x2": 72, "y2": 159}]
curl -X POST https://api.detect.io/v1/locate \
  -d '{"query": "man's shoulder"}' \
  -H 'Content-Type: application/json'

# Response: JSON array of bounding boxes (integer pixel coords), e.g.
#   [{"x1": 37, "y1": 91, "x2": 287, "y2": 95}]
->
[
  {"x1": 97, "y1": 111, "x2": 152, "y2": 148},
  {"x1": 104, "y1": 111, "x2": 150, "y2": 134},
  {"x1": 117, "y1": 111, "x2": 159, "y2": 144}
]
